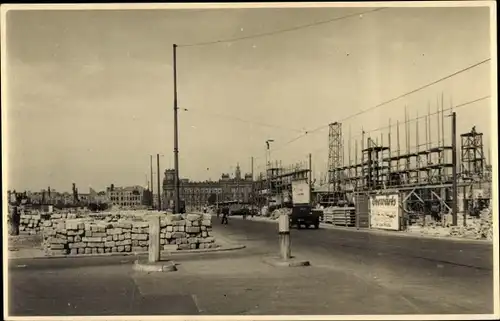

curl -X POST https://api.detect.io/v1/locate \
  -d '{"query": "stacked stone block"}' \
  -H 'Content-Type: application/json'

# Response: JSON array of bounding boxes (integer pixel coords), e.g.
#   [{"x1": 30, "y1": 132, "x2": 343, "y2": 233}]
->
[
  {"x1": 41, "y1": 213, "x2": 215, "y2": 256},
  {"x1": 159, "y1": 213, "x2": 215, "y2": 251}
]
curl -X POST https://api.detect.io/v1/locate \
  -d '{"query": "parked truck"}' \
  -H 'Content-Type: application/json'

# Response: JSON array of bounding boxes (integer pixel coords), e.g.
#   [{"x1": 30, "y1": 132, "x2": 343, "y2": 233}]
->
[{"x1": 290, "y1": 179, "x2": 320, "y2": 229}]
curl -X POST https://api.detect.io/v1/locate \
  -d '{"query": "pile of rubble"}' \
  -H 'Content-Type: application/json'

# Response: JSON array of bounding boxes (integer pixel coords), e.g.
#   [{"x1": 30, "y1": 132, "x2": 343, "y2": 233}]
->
[
  {"x1": 269, "y1": 208, "x2": 292, "y2": 220},
  {"x1": 41, "y1": 213, "x2": 215, "y2": 256},
  {"x1": 449, "y1": 205, "x2": 493, "y2": 240}
]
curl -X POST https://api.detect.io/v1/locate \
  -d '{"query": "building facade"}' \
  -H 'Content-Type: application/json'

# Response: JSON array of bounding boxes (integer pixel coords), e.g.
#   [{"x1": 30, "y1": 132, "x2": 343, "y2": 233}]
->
[
  {"x1": 107, "y1": 185, "x2": 146, "y2": 207},
  {"x1": 163, "y1": 164, "x2": 254, "y2": 210}
]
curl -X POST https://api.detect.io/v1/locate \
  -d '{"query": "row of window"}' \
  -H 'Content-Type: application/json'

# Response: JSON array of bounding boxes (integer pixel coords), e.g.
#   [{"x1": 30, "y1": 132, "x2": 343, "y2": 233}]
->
[{"x1": 110, "y1": 196, "x2": 141, "y2": 201}]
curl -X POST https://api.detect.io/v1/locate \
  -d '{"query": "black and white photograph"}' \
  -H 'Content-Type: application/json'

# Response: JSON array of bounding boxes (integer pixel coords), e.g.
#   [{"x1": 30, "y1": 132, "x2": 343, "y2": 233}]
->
[{"x1": 2, "y1": 1, "x2": 497, "y2": 318}]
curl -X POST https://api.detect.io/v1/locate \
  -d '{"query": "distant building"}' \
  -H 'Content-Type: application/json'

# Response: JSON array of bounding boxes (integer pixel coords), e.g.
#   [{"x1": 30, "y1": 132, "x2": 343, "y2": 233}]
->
[
  {"x1": 106, "y1": 184, "x2": 145, "y2": 207},
  {"x1": 163, "y1": 164, "x2": 254, "y2": 209}
]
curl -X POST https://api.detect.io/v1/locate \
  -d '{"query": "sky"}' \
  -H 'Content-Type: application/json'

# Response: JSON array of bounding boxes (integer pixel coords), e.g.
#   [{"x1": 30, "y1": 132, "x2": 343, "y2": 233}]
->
[{"x1": 3, "y1": 4, "x2": 494, "y2": 193}]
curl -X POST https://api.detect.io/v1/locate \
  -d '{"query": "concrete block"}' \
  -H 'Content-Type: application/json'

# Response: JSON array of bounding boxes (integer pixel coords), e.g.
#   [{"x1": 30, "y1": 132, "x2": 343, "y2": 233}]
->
[
  {"x1": 97, "y1": 248, "x2": 104, "y2": 254},
  {"x1": 136, "y1": 234, "x2": 148, "y2": 241},
  {"x1": 181, "y1": 238, "x2": 188, "y2": 244},
  {"x1": 66, "y1": 222, "x2": 79, "y2": 230},
  {"x1": 172, "y1": 232, "x2": 185, "y2": 238},
  {"x1": 193, "y1": 221, "x2": 200, "y2": 227},
  {"x1": 113, "y1": 234, "x2": 119, "y2": 241},
  {"x1": 75, "y1": 235, "x2": 82, "y2": 242},
  {"x1": 105, "y1": 241, "x2": 116, "y2": 247},
  {"x1": 202, "y1": 231, "x2": 208, "y2": 237},
  {"x1": 165, "y1": 232, "x2": 172, "y2": 239},
  {"x1": 202, "y1": 214, "x2": 211, "y2": 221},
  {"x1": 117, "y1": 246, "x2": 124, "y2": 252},
  {"x1": 67, "y1": 236, "x2": 74, "y2": 242},
  {"x1": 85, "y1": 248, "x2": 92, "y2": 254},
  {"x1": 186, "y1": 213, "x2": 201, "y2": 221},
  {"x1": 43, "y1": 221, "x2": 53, "y2": 227},
  {"x1": 201, "y1": 220, "x2": 211, "y2": 227},
  {"x1": 49, "y1": 237, "x2": 67, "y2": 244},
  {"x1": 85, "y1": 231, "x2": 93, "y2": 237},
  {"x1": 190, "y1": 243, "x2": 197, "y2": 249},
  {"x1": 78, "y1": 248, "x2": 86, "y2": 254},
  {"x1": 122, "y1": 239, "x2": 132, "y2": 245},
  {"x1": 160, "y1": 239, "x2": 165, "y2": 245},
  {"x1": 178, "y1": 226, "x2": 185, "y2": 232},
  {"x1": 175, "y1": 220, "x2": 186, "y2": 226},
  {"x1": 188, "y1": 237, "x2": 198, "y2": 244},
  {"x1": 163, "y1": 244, "x2": 178, "y2": 251},
  {"x1": 124, "y1": 232, "x2": 131, "y2": 239},
  {"x1": 178, "y1": 244, "x2": 190, "y2": 250},
  {"x1": 106, "y1": 235, "x2": 113, "y2": 241},
  {"x1": 49, "y1": 243, "x2": 65, "y2": 250},
  {"x1": 134, "y1": 222, "x2": 149, "y2": 228},
  {"x1": 139, "y1": 240, "x2": 148, "y2": 246},
  {"x1": 166, "y1": 226, "x2": 173, "y2": 232},
  {"x1": 112, "y1": 247, "x2": 118, "y2": 253},
  {"x1": 132, "y1": 246, "x2": 144, "y2": 252},
  {"x1": 83, "y1": 236, "x2": 104, "y2": 242},
  {"x1": 92, "y1": 248, "x2": 98, "y2": 254},
  {"x1": 93, "y1": 232, "x2": 107, "y2": 238},
  {"x1": 117, "y1": 222, "x2": 132, "y2": 229},
  {"x1": 186, "y1": 227, "x2": 201, "y2": 234},
  {"x1": 109, "y1": 228, "x2": 123, "y2": 235},
  {"x1": 185, "y1": 220, "x2": 192, "y2": 227},
  {"x1": 124, "y1": 245, "x2": 131, "y2": 252},
  {"x1": 132, "y1": 240, "x2": 139, "y2": 246},
  {"x1": 118, "y1": 234, "x2": 125, "y2": 241}
]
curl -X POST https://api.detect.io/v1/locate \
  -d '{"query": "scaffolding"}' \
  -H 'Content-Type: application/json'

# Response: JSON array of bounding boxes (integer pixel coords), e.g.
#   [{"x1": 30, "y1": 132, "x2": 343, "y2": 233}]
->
[
  {"x1": 255, "y1": 159, "x2": 310, "y2": 210},
  {"x1": 326, "y1": 96, "x2": 489, "y2": 225}
]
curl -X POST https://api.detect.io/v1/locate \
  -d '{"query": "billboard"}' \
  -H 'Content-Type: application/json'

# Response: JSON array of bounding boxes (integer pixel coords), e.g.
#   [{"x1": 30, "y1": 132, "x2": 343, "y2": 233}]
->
[
  {"x1": 292, "y1": 179, "x2": 310, "y2": 205},
  {"x1": 369, "y1": 193, "x2": 400, "y2": 231}
]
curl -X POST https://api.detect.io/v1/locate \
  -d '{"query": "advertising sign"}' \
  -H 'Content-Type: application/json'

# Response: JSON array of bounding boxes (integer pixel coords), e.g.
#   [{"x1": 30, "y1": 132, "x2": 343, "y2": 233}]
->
[
  {"x1": 291, "y1": 179, "x2": 310, "y2": 205},
  {"x1": 369, "y1": 193, "x2": 400, "y2": 231}
]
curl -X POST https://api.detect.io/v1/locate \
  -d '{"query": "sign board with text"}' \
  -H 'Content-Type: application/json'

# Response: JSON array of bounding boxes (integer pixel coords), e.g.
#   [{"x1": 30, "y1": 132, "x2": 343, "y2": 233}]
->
[
  {"x1": 369, "y1": 193, "x2": 401, "y2": 231},
  {"x1": 291, "y1": 179, "x2": 310, "y2": 205}
]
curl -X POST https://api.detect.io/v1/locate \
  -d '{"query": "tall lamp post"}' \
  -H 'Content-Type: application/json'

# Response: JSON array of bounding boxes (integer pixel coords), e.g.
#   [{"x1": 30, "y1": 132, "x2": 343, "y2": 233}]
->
[
  {"x1": 266, "y1": 139, "x2": 274, "y2": 211},
  {"x1": 173, "y1": 44, "x2": 181, "y2": 214}
]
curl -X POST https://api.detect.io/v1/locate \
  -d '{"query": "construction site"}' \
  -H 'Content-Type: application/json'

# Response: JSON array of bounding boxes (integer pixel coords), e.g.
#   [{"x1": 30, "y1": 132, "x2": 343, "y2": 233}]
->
[{"x1": 253, "y1": 96, "x2": 493, "y2": 240}]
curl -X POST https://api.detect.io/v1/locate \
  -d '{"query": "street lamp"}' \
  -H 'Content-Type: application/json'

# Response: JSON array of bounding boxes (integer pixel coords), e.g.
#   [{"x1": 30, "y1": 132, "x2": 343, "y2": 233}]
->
[{"x1": 265, "y1": 139, "x2": 274, "y2": 211}]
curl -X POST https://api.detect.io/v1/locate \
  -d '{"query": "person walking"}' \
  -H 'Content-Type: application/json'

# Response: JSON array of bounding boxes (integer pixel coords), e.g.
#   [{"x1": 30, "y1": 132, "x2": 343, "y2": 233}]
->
[{"x1": 221, "y1": 205, "x2": 229, "y2": 225}]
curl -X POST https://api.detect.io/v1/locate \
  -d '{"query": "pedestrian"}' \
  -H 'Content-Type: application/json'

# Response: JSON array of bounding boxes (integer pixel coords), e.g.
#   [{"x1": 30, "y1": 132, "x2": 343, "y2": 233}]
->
[
  {"x1": 221, "y1": 206, "x2": 229, "y2": 225},
  {"x1": 12, "y1": 205, "x2": 20, "y2": 236}
]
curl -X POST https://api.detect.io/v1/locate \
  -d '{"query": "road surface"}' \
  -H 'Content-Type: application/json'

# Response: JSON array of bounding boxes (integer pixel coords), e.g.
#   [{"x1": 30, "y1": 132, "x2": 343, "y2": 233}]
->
[
  {"x1": 7, "y1": 216, "x2": 494, "y2": 316},
  {"x1": 212, "y1": 215, "x2": 494, "y2": 314}
]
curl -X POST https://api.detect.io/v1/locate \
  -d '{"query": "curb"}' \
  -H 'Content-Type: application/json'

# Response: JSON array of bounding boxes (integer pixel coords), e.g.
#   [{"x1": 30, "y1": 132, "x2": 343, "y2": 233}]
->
[
  {"x1": 8, "y1": 243, "x2": 246, "y2": 261},
  {"x1": 230, "y1": 214, "x2": 492, "y2": 245}
]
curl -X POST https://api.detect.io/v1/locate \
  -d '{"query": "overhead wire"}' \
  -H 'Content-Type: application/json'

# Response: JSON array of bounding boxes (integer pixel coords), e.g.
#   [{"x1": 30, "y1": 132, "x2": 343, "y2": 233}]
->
[
  {"x1": 184, "y1": 108, "x2": 304, "y2": 133},
  {"x1": 177, "y1": 7, "x2": 387, "y2": 48},
  {"x1": 267, "y1": 58, "x2": 491, "y2": 154}
]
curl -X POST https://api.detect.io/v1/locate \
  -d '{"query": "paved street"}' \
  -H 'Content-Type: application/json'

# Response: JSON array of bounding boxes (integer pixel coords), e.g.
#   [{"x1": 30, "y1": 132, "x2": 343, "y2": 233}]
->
[
  {"x1": 211, "y1": 216, "x2": 494, "y2": 313},
  {"x1": 8, "y1": 216, "x2": 494, "y2": 316}
]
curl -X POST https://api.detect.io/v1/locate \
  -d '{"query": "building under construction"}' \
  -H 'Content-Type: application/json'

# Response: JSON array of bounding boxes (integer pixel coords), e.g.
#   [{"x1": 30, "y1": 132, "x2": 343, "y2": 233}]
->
[
  {"x1": 322, "y1": 98, "x2": 491, "y2": 227},
  {"x1": 254, "y1": 159, "x2": 311, "y2": 210}
]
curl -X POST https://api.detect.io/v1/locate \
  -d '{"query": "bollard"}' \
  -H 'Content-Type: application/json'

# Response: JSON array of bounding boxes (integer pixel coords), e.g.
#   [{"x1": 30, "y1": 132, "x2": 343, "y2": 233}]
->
[
  {"x1": 278, "y1": 213, "x2": 291, "y2": 261},
  {"x1": 148, "y1": 215, "x2": 161, "y2": 263}
]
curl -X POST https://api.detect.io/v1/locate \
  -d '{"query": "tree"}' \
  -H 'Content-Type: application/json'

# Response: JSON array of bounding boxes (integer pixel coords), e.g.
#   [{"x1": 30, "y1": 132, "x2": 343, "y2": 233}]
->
[{"x1": 207, "y1": 193, "x2": 217, "y2": 205}]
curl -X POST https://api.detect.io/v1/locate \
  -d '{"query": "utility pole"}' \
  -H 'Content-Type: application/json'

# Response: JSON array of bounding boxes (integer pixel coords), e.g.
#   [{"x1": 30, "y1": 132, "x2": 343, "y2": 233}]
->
[
  {"x1": 157, "y1": 154, "x2": 161, "y2": 212},
  {"x1": 173, "y1": 43, "x2": 181, "y2": 214},
  {"x1": 150, "y1": 155, "x2": 154, "y2": 208},
  {"x1": 251, "y1": 156, "x2": 254, "y2": 212},
  {"x1": 451, "y1": 112, "x2": 458, "y2": 226},
  {"x1": 308, "y1": 153, "x2": 312, "y2": 204}
]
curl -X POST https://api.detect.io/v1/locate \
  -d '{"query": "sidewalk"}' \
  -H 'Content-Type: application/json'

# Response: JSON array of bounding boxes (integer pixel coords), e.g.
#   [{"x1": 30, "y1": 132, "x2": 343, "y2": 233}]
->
[{"x1": 228, "y1": 214, "x2": 492, "y2": 244}]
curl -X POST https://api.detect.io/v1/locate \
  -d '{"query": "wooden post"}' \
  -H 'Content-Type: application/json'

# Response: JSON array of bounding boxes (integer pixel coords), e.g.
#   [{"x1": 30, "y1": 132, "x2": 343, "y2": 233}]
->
[
  {"x1": 278, "y1": 213, "x2": 291, "y2": 260},
  {"x1": 148, "y1": 215, "x2": 161, "y2": 263}
]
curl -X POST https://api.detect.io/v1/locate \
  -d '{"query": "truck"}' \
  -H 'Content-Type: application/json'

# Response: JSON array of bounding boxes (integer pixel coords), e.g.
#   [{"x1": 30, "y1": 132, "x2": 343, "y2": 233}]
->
[{"x1": 290, "y1": 179, "x2": 320, "y2": 229}]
